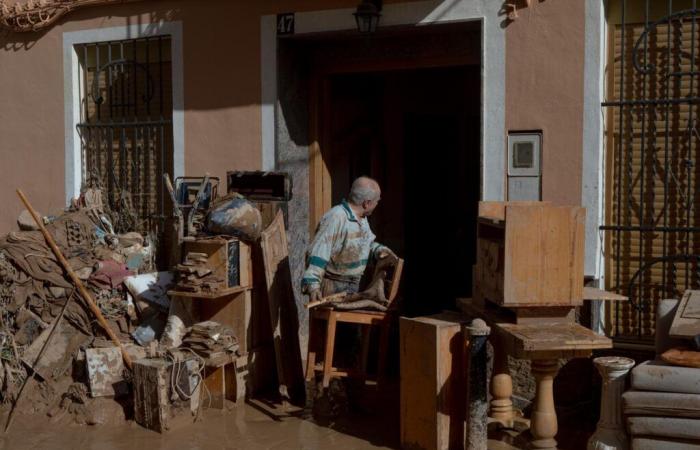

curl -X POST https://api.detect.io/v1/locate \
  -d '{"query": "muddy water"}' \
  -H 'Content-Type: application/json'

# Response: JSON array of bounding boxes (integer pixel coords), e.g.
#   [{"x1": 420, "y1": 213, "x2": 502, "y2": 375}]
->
[{"x1": 0, "y1": 404, "x2": 397, "y2": 450}]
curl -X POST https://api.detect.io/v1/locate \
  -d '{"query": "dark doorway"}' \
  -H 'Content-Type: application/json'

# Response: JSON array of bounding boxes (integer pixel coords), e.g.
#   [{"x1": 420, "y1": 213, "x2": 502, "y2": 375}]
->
[{"x1": 325, "y1": 66, "x2": 481, "y2": 315}]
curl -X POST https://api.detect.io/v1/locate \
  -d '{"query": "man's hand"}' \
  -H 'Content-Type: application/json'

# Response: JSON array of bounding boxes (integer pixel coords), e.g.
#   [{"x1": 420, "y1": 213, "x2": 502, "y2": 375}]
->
[{"x1": 309, "y1": 288, "x2": 323, "y2": 304}]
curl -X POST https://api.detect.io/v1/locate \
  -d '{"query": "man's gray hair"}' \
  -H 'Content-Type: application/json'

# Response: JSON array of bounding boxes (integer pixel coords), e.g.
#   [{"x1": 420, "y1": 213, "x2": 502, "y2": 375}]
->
[{"x1": 349, "y1": 176, "x2": 380, "y2": 204}]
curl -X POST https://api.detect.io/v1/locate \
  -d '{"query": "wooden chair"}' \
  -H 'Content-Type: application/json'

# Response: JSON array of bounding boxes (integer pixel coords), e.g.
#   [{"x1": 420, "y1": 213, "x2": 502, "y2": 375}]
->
[{"x1": 306, "y1": 258, "x2": 404, "y2": 388}]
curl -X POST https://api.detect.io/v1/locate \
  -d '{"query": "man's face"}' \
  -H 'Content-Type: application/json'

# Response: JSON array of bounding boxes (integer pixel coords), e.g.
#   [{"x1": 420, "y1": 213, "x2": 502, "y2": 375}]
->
[{"x1": 362, "y1": 192, "x2": 381, "y2": 217}]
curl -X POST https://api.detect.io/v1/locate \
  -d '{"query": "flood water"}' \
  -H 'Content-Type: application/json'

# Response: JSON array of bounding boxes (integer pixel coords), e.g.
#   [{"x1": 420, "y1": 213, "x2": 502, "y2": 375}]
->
[{"x1": 0, "y1": 403, "x2": 397, "y2": 450}]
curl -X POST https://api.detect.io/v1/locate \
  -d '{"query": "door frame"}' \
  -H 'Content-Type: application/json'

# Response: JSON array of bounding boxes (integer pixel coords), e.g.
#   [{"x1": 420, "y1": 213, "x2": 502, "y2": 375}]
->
[{"x1": 261, "y1": 0, "x2": 508, "y2": 233}]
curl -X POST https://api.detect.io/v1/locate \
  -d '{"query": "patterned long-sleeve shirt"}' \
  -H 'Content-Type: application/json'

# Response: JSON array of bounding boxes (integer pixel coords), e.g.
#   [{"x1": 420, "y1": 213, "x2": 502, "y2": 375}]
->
[{"x1": 302, "y1": 200, "x2": 387, "y2": 292}]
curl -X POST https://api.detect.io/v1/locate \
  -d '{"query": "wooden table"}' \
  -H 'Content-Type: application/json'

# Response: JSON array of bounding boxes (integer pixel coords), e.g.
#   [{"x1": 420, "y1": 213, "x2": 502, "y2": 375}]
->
[{"x1": 457, "y1": 298, "x2": 612, "y2": 450}]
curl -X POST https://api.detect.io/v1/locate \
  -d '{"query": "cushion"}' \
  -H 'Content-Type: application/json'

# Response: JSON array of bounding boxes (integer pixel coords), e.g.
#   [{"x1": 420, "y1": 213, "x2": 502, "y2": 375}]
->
[
  {"x1": 627, "y1": 417, "x2": 700, "y2": 440},
  {"x1": 624, "y1": 391, "x2": 700, "y2": 418},
  {"x1": 631, "y1": 360, "x2": 700, "y2": 394}
]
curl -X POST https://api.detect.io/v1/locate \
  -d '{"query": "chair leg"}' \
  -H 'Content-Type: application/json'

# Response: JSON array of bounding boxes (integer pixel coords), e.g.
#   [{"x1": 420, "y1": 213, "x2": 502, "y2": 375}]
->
[
  {"x1": 322, "y1": 313, "x2": 337, "y2": 388},
  {"x1": 305, "y1": 316, "x2": 319, "y2": 381},
  {"x1": 359, "y1": 324, "x2": 371, "y2": 381},
  {"x1": 377, "y1": 320, "x2": 390, "y2": 386}
]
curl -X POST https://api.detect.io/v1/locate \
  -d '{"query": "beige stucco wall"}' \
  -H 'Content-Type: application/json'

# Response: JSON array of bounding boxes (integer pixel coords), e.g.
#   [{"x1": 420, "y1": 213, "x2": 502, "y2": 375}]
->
[
  {"x1": 506, "y1": 0, "x2": 586, "y2": 206},
  {"x1": 0, "y1": 0, "x2": 587, "y2": 232}
]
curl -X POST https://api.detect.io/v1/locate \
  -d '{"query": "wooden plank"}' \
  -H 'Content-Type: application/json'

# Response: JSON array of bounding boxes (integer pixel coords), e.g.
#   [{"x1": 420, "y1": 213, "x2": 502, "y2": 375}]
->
[
  {"x1": 669, "y1": 290, "x2": 700, "y2": 339},
  {"x1": 504, "y1": 204, "x2": 544, "y2": 305},
  {"x1": 478, "y1": 201, "x2": 551, "y2": 222},
  {"x1": 400, "y1": 313, "x2": 466, "y2": 450},
  {"x1": 582, "y1": 287, "x2": 628, "y2": 302},
  {"x1": 168, "y1": 285, "x2": 250, "y2": 299},
  {"x1": 478, "y1": 202, "x2": 585, "y2": 307},
  {"x1": 496, "y1": 322, "x2": 612, "y2": 358},
  {"x1": 260, "y1": 210, "x2": 305, "y2": 403}
]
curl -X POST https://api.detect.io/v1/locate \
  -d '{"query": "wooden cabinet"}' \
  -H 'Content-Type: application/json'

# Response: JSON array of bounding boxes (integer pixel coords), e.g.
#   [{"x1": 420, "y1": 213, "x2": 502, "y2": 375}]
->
[
  {"x1": 474, "y1": 201, "x2": 585, "y2": 307},
  {"x1": 400, "y1": 313, "x2": 466, "y2": 450},
  {"x1": 182, "y1": 237, "x2": 252, "y2": 290}
]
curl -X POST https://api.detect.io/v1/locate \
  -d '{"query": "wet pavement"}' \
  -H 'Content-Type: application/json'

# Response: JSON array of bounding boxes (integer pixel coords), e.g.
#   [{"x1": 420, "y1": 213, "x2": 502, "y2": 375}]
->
[{"x1": 0, "y1": 403, "x2": 398, "y2": 450}]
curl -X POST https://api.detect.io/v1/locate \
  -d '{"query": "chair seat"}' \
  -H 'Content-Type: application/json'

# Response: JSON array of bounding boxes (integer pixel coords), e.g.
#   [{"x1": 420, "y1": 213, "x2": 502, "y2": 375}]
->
[
  {"x1": 624, "y1": 391, "x2": 700, "y2": 419},
  {"x1": 627, "y1": 416, "x2": 700, "y2": 441},
  {"x1": 632, "y1": 360, "x2": 700, "y2": 394}
]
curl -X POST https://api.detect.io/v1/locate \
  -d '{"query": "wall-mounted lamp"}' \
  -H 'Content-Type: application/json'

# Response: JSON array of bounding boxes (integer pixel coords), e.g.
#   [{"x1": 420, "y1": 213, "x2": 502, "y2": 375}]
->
[{"x1": 354, "y1": 0, "x2": 382, "y2": 34}]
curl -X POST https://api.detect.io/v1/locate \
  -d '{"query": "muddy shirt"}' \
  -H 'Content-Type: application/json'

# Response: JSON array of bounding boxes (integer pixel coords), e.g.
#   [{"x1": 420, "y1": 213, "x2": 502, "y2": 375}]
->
[{"x1": 302, "y1": 200, "x2": 387, "y2": 293}]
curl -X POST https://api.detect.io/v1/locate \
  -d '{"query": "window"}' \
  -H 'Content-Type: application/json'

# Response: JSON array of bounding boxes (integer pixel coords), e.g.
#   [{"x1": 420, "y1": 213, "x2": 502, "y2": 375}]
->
[{"x1": 76, "y1": 36, "x2": 173, "y2": 233}]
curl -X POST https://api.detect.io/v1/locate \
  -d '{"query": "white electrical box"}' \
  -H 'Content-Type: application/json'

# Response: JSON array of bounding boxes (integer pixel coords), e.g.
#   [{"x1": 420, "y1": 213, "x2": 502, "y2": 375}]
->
[{"x1": 507, "y1": 132, "x2": 541, "y2": 201}]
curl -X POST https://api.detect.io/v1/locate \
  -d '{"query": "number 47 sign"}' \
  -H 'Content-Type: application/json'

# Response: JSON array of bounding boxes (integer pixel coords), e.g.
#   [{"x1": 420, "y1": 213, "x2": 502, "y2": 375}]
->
[{"x1": 277, "y1": 13, "x2": 295, "y2": 36}]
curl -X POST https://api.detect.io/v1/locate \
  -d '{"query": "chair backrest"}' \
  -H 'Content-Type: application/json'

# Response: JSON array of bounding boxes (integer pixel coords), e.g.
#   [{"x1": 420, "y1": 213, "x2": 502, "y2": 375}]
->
[{"x1": 374, "y1": 257, "x2": 404, "y2": 309}]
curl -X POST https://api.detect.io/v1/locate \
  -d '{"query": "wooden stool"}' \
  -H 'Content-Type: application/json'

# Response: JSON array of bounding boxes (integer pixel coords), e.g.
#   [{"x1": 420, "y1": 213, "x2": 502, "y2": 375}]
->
[{"x1": 306, "y1": 258, "x2": 403, "y2": 388}]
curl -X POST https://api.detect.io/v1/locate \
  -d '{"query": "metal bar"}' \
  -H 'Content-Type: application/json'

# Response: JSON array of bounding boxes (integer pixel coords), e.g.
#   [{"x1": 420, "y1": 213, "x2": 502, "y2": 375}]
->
[
  {"x1": 133, "y1": 39, "x2": 138, "y2": 119},
  {"x1": 159, "y1": 36, "x2": 164, "y2": 117},
  {"x1": 615, "y1": 0, "x2": 626, "y2": 336},
  {"x1": 120, "y1": 126, "x2": 126, "y2": 190},
  {"x1": 120, "y1": 41, "x2": 125, "y2": 119},
  {"x1": 82, "y1": 44, "x2": 89, "y2": 124},
  {"x1": 686, "y1": 3, "x2": 697, "y2": 290},
  {"x1": 95, "y1": 43, "x2": 101, "y2": 121},
  {"x1": 602, "y1": 97, "x2": 700, "y2": 106},
  {"x1": 662, "y1": 0, "x2": 673, "y2": 303},
  {"x1": 637, "y1": 0, "x2": 650, "y2": 338},
  {"x1": 108, "y1": 126, "x2": 114, "y2": 208},
  {"x1": 145, "y1": 37, "x2": 151, "y2": 117},
  {"x1": 600, "y1": 225, "x2": 700, "y2": 232},
  {"x1": 77, "y1": 120, "x2": 171, "y2": 127},
  {"x1": 107, "y1": 42, "x2": 113, "y2": 120}
]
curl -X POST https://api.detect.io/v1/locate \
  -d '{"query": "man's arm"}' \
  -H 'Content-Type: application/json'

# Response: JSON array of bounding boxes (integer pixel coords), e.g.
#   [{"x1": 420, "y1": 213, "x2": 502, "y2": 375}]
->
[{"x1": 302, "y1": 213, "x2": 342, "y2": 294}]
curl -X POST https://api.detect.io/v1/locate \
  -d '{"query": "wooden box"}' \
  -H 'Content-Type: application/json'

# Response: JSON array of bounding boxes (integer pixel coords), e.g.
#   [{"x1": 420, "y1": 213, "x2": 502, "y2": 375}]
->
[
  {"x1": 133, "y1": 358, "x2": 198, "y2": 432},
  {"x1": 400, "y1": 313, "x2": 466, "y2": 450},
  {"x1": 474, "y1": 201, "x2": 585, "y2": 307},
  {"x1": 183, "y1": 237, "x2": 252, "y2": 290}
]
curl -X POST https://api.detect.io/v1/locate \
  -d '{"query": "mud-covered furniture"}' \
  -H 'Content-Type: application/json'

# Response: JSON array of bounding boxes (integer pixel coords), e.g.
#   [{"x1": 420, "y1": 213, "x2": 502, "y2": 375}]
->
[
  {"x1": 306, "y1": 258, "x2": 403, "y2": 388},
  {"x1": 623, "y1": 298, "x2": 700, "y2": 449}
]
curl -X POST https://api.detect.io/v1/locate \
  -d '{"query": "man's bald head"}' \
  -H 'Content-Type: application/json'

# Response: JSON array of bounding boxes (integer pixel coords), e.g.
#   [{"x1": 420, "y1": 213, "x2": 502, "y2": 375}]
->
[{"x1": 349, "y1": 176, "x2": 381, "y2": 205}]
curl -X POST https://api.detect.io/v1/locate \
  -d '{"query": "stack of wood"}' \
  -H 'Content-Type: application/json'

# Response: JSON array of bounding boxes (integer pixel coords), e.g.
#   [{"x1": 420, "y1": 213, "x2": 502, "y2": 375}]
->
[
  {"x1": 181, "y1": 321, "x2": 239, "y2": 363},
  {"x1": 174, "y1": 252, "x2": 225, "y2": 294}
]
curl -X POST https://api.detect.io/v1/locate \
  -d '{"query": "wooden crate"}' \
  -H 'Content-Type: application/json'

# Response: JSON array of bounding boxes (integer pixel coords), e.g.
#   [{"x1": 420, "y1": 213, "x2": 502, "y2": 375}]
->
[
  {"x1": 133, "y1": 358, "x2": 197, "y2": 432},
  {"x1": 474, "y1": 201, "x2": 585, "y2": 307},
  {"x1": 400, "y1": 313, "x2": 466, "y2": 450},
  {"x1": 182, "y1": 237, "x2": 252, "y2": 289}
]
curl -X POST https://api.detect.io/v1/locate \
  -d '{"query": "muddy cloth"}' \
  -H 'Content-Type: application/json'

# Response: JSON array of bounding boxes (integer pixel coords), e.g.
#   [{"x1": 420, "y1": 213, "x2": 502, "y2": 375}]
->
[
  {"x1": 302, "y1": 200, "x2": 388, "y2": 294},
  {"x1": 89, "y1": 261, "x2": 134, "y2": 290},
  {"x1": 205, "y1": 194, "x2": 262, "y2": 241},
  {"x1": 0, "y1": 232, "x2": 72, "y2": 290}
]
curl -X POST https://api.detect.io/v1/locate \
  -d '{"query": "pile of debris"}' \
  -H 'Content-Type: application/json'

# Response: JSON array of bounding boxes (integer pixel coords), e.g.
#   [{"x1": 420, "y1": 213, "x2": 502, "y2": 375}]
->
[
  {"x1": 0, "y1": 189, "x2": 160, "y2": 425},
  {"x1": 0, "y1": 187, "x2": 243, "y2": 429}
]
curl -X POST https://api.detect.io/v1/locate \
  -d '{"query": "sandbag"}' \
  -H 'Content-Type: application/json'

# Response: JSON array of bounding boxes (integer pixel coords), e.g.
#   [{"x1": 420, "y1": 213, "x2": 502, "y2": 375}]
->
[{"x1": 205, "y1": 194, "x2": 262, "y2": 241}]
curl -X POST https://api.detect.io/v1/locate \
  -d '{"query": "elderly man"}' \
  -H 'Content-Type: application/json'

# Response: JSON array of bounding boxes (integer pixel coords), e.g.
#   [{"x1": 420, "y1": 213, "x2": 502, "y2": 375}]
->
[{"x1": 302, "y1": 176, "x2": 396, "y2": 304}]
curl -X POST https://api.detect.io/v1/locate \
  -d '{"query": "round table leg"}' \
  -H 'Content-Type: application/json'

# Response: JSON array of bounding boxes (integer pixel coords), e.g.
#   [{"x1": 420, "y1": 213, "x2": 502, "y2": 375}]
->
[
  {"x1": 530, "y1": 359, "x2": 560, "y2": 450},
  {"x1": 587, "y1": 356, "x2": 635, "y2": 450},
  {"x1": 490, "y1": 342, "x2": 515, "y2": 426}
]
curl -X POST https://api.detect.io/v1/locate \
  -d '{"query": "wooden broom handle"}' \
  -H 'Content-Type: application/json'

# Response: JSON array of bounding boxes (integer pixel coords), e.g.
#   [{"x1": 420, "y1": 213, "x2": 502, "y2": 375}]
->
[{"x1": 16, "y1": 189, "x2": 133, "y2": 370}]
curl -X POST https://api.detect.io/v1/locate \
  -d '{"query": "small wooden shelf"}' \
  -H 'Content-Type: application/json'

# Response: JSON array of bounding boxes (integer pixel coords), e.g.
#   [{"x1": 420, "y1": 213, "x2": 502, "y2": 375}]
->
[{"x1": 168, "y1": 285, "x2": 251, "y2": 300}]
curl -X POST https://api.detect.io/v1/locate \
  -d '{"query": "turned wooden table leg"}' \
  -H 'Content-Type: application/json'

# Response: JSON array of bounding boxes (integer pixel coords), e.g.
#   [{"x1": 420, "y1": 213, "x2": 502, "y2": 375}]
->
[
  {"x1": 490, "y1": 340, "x2": 515, "y2": 426},
  {"x1": 530, "y1": 359, "x2": 560, "y2": 450}
]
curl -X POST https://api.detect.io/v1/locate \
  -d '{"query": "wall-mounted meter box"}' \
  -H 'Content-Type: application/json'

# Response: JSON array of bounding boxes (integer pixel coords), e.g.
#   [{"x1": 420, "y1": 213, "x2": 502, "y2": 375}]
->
[{"x1": 507, "y1": 132, "x2": 542, "y2": 201}]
